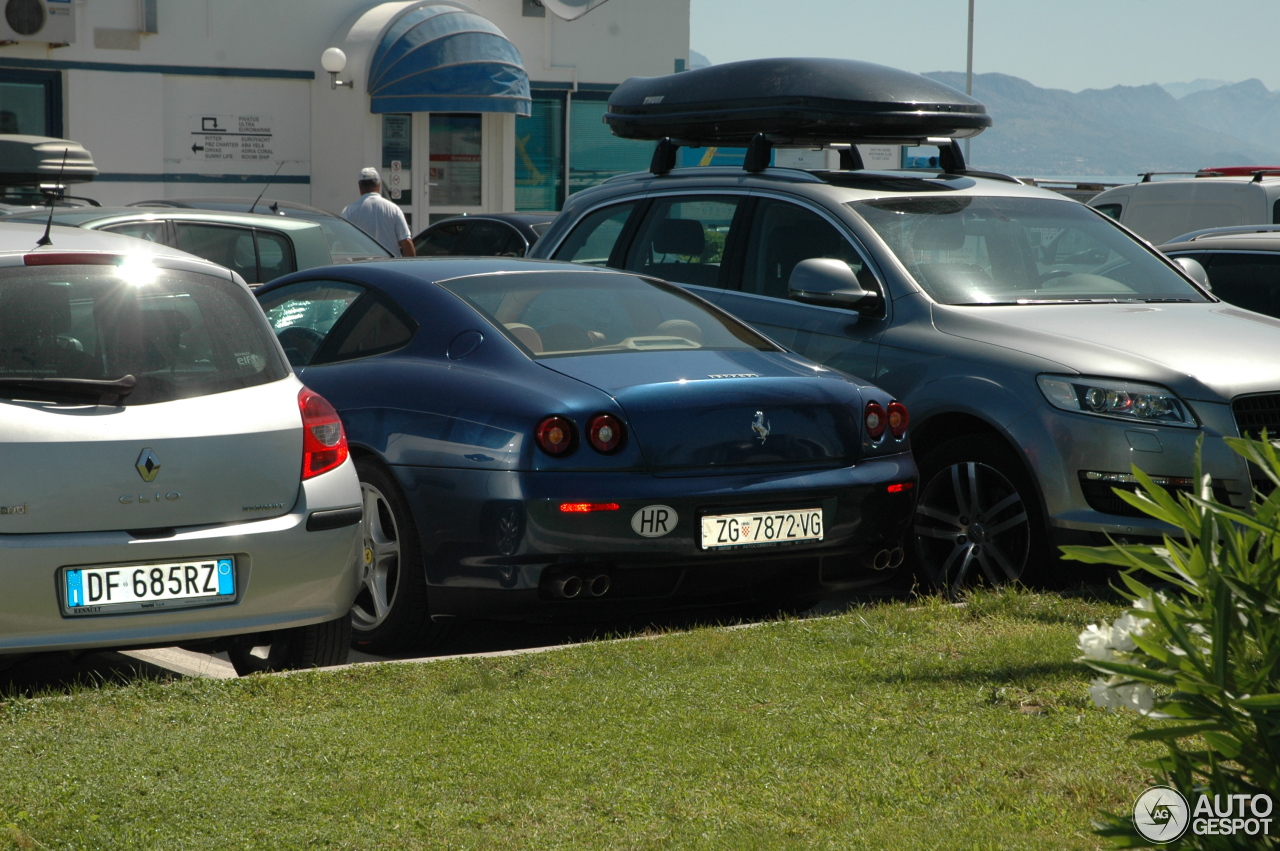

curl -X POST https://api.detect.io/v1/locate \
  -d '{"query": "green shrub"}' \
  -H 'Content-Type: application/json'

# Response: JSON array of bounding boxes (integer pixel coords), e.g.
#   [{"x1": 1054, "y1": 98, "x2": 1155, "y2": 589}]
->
[{"x1": 1062, "y1": 436, "x2": 1280, "y2": 849}]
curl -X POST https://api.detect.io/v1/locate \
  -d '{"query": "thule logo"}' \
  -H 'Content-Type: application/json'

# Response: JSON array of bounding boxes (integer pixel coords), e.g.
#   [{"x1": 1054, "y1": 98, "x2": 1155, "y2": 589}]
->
[
  {"x1": 707, "y1": 373, "x2": 758, "y2": 379},
  {"x1": 643, "y1": 95, "x2": 665, "y2": 104},
  {"x1": 0, "y1": 503, "x2": 28, "y2": 515}
]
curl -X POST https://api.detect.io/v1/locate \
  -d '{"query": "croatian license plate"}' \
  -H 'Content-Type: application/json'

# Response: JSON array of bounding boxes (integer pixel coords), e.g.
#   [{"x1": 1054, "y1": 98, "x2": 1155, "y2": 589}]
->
[
  {"x1": 700, "y1": 508, "x2": 823, "y2": 550},
  {"x1": 62, "y1": 557, "x2": 236, "y2": 616}
]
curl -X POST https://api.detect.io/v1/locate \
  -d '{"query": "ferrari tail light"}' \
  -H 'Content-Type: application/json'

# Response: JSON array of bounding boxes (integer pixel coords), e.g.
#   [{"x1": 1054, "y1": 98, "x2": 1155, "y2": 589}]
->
[
  {"x1": 299, "y1": 387, "x2": 349, "y2": 479},
  {"x1": 535, "y1": 415, "x2": 577, "y2": 456},
  {"x1": 864, "y1": 401, "x2": 886, "y2": 441},
  {"x1": 586, "y1": 413, "x2": 625, "y2": 454},
  {"x1": 887, "y1": 401, "x2": 909, "y2": 439}
]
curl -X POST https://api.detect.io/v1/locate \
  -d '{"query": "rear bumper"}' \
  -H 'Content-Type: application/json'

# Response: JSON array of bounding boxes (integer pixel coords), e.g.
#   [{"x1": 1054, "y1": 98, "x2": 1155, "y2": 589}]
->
[
  {"x1": 393, "y1": 453, "x2": 917, "y2": 619},
  {"x1": 0, "y1": 460, "x2": 362, "y2": 655}
]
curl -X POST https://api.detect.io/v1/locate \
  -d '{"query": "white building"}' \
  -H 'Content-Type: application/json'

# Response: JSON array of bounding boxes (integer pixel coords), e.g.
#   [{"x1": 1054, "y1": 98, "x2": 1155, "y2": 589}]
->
[{"x1": 0, "y1": 0, "x2": 689, "y2": 229}]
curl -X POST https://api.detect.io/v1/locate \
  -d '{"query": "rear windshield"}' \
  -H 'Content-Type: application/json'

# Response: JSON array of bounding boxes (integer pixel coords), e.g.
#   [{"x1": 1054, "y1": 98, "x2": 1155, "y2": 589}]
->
[
  {"x1": 437, "y1": 270, "x2": 780, "y2": 358},
  {"x1": 849, "y1": 195, "x2": 1210, "y2": 305},
  {"x1": 317, "y1": 217, "x2": 393, "y2": 260},
  {"x1": 0, "y1": 262, "x2": 288, "y2": 405}
]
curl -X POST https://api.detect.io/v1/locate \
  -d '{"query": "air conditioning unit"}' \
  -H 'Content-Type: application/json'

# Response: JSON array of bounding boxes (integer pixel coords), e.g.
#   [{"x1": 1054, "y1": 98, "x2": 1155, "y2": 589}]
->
[{"x1": 0, "y1": 0, "x2": 76, "y2": 45}]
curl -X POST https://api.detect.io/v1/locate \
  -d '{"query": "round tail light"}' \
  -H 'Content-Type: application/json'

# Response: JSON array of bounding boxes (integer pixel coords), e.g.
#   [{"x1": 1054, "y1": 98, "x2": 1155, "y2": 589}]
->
[
  {"x1": 535, "y1": 415, "x2": 576, "y2": 456},
  {"x1": 864, "y1": 401, "x2": 887, "y2": 441},
  {"x1": 586, "y1": 413, "x2": 625, "y2": 454},
  {"x1": 887, "y1": 401, "x2": 909, "y2": 439}
]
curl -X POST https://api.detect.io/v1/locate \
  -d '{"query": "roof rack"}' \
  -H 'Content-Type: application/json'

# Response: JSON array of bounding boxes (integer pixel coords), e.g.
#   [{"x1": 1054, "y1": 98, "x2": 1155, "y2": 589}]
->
[{"x1": 647, "y1": 134, "x2": 978, "y2": 178}]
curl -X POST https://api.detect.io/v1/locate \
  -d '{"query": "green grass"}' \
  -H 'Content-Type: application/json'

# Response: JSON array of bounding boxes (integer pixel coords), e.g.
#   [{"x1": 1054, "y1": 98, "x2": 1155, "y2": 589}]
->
[{"x1": 0, "y1": 588, "x2": 1156, "y2": 850}]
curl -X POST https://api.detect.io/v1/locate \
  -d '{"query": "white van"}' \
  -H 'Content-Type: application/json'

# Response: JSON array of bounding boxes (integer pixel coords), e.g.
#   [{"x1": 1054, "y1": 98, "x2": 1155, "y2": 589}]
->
[{"x1": 1088, "y1": 171, "x2": 1280, "y2": 244}]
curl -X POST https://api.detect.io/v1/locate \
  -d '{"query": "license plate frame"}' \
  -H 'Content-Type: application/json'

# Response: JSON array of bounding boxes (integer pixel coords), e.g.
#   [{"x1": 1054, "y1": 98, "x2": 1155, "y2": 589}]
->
[
  {"x1": 61, "y1": 556, "x2": 237, "y2": 616},
  {"x1": 700, "y1": 507, "x2": 824, "y2": 550}
]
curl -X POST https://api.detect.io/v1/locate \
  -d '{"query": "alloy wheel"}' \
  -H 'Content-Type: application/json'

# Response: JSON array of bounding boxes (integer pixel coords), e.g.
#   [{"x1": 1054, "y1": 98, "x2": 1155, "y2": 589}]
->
[
  {"x1": 914, "y1": 459, "x2": 1030, "y2": 595},
  {"x1": 351, "y1": 481, "x2": 402, "y2": 632}
]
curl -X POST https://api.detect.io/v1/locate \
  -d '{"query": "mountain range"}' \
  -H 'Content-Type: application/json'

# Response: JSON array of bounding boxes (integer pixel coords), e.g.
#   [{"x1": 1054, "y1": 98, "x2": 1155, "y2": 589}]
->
[{"x1": 923, "y1": 71, "x2": 1280, "y2": 178}]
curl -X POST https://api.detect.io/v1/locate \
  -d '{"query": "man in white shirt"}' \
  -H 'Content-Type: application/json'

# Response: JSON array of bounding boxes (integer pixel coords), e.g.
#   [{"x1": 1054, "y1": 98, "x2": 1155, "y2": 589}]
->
[{"x1": 341, "y1": 167, "x2": 416, "y2": 257}]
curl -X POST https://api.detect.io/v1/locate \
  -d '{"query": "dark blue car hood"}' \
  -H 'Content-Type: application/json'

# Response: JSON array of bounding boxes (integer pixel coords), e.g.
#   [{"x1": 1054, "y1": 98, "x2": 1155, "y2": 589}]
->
[{"x1": 541, "y1": 350, "x2": 864, "y2": 473}]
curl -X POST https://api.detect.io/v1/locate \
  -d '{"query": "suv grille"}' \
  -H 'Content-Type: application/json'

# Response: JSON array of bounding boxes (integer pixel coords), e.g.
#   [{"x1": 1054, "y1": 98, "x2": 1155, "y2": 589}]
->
[{"x1": 1232, "y1": 393, "x2": 1280, "y2": 437}]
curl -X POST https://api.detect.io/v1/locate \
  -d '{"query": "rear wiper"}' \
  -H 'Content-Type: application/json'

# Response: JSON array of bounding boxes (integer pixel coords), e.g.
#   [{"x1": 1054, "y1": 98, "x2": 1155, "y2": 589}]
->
[{"x1": 0, "y1": 374, "x2": 136, "y2": 404}]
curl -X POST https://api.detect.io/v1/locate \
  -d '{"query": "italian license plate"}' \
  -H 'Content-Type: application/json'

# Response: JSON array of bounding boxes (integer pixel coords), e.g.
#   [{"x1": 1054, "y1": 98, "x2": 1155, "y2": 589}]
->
[
  {"x1": 62, "y1": 557, "x2": 236, "y2": 616},
  {"x1": 700, "y1": 508, "x2": 823, "y2": 550}
]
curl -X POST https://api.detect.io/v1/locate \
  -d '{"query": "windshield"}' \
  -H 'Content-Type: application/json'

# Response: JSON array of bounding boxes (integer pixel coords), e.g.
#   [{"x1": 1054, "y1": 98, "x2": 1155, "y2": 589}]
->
[
  {"x1": 848, "y1": 195, "x2": 1210, "y2": 305},
  {"x1": 438, "y1": 270, "x2": 780, "y2": 358},
  {"x1": 0, "y1": 263, "x2": 287, "y2": 405}
]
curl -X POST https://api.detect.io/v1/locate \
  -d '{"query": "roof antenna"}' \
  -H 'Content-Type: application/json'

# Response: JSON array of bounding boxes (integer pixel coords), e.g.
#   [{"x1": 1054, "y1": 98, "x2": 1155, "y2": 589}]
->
[
  {"x1": 249, "y1": 160, "x2": 289, "y2": 214},
  {"x1": 35, "y1": 147, "x2": 69, "y2": 248}
]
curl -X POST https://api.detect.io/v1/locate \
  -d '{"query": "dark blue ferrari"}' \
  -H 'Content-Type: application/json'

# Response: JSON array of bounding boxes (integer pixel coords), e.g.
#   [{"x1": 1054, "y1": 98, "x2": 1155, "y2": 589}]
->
[{"x1": 255, "y1": 258, "x2": 916, "y2": 653}]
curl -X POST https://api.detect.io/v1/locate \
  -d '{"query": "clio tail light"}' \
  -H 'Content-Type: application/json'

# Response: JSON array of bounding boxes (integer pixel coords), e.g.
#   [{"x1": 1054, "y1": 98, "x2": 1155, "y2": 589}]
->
[{"x1": 299, "y1": 387, "x2": 349, "y2": 479}]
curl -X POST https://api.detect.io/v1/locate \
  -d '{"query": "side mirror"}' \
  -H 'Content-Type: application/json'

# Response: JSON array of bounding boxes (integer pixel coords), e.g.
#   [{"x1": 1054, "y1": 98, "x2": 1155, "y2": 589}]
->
[
  {"x1": 1172, "y1": 256, "x2": 1212, "y2": 291},
  {"x1": 788, "y1": 257, "x2": 877, "y2": 309}
]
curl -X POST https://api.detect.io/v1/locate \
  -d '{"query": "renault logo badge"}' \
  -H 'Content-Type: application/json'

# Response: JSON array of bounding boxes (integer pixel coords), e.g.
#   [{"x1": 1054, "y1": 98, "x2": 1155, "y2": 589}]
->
[
  {"x1": 751, "y1": 411, "x2": 771, "y2": 443},
  {"x1": 136, "y1": 448, "x2": 161, "y2": 482}
]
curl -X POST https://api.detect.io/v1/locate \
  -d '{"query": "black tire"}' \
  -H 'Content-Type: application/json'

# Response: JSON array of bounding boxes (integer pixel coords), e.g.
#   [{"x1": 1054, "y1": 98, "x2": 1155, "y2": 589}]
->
[
  {"x1": 350, "y1": 457, "x2": 439, "y2": 655},
  {"x1": 228, "y1": 615, "x2": 351, "y2": 676},
  {"x1": 911, "y1": 435, "x2": 1047, "y2": 596}
]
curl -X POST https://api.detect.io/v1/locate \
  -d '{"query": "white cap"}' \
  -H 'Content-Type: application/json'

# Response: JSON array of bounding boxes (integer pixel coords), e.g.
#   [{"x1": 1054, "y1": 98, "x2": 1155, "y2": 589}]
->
[{"x1": 359, "y1": 167, "x2": 380, "y2": 182}]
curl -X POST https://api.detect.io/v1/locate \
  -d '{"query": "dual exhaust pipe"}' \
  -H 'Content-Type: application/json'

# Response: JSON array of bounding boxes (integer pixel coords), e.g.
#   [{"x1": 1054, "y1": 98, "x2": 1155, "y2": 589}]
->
[
  {"x1": 865, "y1": 547, "x2": 905, "y2": 571},
  {"x1": 548, "y1": 572, "x2": 611, "y2": 599}
]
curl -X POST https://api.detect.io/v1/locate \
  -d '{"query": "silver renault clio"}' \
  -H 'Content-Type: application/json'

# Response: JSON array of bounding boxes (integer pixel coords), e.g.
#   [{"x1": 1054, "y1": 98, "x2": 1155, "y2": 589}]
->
[{"x1": 0, "y1": 223, "x2": 362, "y2": 674}]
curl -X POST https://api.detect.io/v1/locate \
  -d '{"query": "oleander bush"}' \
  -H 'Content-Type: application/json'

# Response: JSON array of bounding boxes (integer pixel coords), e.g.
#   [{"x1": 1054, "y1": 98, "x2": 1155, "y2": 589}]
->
[{"x1": 1063, "y1": 436, "x2": 1280, "y2": 849}]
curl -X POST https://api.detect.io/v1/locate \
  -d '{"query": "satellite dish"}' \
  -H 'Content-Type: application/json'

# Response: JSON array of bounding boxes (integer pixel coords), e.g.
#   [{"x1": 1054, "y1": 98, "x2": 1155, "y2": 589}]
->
[{"x1": 540, "y1": 0, "x2": 611, "y2": 20}]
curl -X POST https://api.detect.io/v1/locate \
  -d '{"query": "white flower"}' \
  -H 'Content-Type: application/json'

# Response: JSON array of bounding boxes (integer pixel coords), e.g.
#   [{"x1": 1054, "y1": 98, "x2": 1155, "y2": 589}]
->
[
  {"x1": 1079, "y1": 623, "x2": 1115, "y2": 661},
  {"x1": 1089, "y1": 677, "x2": 1118, "y2": 709},
  {"x1": 1110, "y1": 612, "x2": 1148, "y2": 653},
  {"x1": 1115, "y1": 682, "x2": 1155, "y2": 715}
]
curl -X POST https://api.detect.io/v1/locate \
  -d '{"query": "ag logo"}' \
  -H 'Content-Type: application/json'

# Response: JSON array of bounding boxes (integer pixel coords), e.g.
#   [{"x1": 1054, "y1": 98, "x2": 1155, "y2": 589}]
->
[
  {"x1": 632, "y1": 505, "x2": 677, "y2": 537},
  {"x1": 1133, "y1": 785, "x2": 1190, "y2": 843}
]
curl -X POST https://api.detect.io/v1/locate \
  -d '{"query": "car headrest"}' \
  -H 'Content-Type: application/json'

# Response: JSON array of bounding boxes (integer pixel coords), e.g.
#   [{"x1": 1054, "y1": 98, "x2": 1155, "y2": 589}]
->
[
  {"x1": 652, "y1": 219, "x2": 705, "y2": 256},
  {"x1": 911, "y1": 216, "x2": 967, "y2": 252}
]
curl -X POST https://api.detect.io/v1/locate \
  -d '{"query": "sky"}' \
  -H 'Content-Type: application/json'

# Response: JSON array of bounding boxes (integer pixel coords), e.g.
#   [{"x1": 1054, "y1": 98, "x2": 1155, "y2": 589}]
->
[{"x1": 689, "y1": 0, "x2": 1280, "y2": 93}]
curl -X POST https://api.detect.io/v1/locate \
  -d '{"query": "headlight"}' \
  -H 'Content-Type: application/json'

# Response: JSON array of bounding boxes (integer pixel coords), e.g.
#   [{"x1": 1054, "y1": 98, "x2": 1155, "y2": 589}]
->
[{"x1": 1036, "y1": 375, "x2": 1197, "y2": 428}]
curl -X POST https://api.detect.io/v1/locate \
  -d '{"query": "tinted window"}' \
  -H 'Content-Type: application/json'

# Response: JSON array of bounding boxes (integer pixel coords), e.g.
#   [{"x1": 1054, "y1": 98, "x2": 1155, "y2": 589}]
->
[
  {"x1": 254, "y1": 229, "x2": 296, "y2": 282},
  {"x1": 460, "y1": 220, "x2": 526, "y2": 256},
  {"x1": 0, "y1": 263, "x2": 287, "y2": 405},
  {"x1": 852, "y1": 196, "x2": 1209, "y2": 305},
  {"x1": 173, "y1": 223, "x2": 260, "y2": 281},
  {"x1": 438, "y1": 271, "x2": 778, "y2": 358},
  {"x1": 99, "y1": 221, "x2": 168, "y2": 244},
  {"x1": 1094, "y1": 203, "x2": 1122, "y2": 221},
  {"x1": 258, "y1": 281, "x2": 364, "y2": 366},
  {"x1": 624, "y1": 196, "x2": 740, "y2": 289},
  {"x1": 553, "y1": 202, "x2": 639, "y2": 266},
  {"x1": 331, "y1": 299, "x2": 415, "y2": 360},
  {"x1": 415, "y1": 221, "x2": 467, "y2": 256},
  {"x1": 1200, "y1": 252, "x2": 1280, "y2": 318},
  {"x1": 741, "y1": 199, "x2": 877, "y2": 302}
]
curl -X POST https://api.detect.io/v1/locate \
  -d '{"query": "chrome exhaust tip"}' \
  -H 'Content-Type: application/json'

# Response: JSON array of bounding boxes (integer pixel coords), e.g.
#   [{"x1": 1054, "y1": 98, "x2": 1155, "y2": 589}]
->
[
  {"x1": 888, "y1": 547, "x2": 905, "y2": 569},
  {"x1": 871, "y1": 548, "x2": 891, "y2": 570},
  {"x1": 588, "y1": 574, "x2": 611, "y2": 597},
  {"x1": 552, "y1": 575, "x2": 583, "y2": 599}
]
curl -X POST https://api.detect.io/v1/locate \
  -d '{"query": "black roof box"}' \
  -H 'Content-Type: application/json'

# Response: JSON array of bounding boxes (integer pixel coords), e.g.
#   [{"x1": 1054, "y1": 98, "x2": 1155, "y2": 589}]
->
[
  {"x1": 0, "y1": 135, "x2": 98, "y2": 186},
  {"x1": 604, "y1": 57, "x2": 992, "y2": 145}
]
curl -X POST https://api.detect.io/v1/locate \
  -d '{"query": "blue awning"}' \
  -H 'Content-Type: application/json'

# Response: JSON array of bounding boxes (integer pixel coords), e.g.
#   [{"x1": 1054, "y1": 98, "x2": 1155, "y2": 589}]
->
[{"x1": 367, "y1": 5, "x2": 531, "y2": 116}]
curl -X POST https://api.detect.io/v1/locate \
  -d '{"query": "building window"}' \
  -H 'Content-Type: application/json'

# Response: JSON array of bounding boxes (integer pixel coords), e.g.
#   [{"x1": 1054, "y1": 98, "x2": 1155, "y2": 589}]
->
[
  {"x1": 518, "y1": 90, "x2": 655, "y2": 212},
  {"x1": 516, "y1": 96, "x2": 563, "y2": 212},
  {"x1": 0, "y1": 69, "x2": 61, "y2": 137},
  {"x1": 568, "y1": 94, "x2": 652, "y2": 198}
]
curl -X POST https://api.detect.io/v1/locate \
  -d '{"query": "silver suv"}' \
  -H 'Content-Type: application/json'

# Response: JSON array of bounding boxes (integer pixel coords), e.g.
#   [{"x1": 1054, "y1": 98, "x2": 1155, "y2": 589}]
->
[
  {"x1": 0, "y1": 223, "x2": 362, "y2": 674},
  {"x1": 530, "y1": 59, "x2": 1280, "y2": 591}
]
